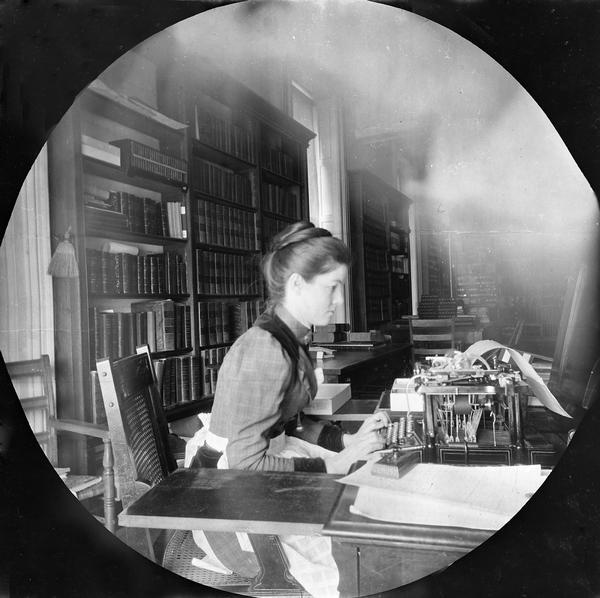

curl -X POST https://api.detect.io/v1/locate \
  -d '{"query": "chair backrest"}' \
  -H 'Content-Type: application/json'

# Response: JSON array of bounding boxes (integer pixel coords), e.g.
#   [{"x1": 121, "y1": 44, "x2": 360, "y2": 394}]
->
[
  {"x1": 409, "y1": 318, "x2": 456, "y2": 366},
  {"x1": 6, "y1": 354, "x2": 58, "y2": 464},
  {"x1": 96, "y1": 349, "x2": 176, "y2": 508}
]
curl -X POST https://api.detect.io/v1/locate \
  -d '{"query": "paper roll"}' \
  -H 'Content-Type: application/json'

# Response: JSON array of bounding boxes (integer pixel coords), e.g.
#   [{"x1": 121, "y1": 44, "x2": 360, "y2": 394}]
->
[{"x1": 102, "y1": 241, "x2": 139, "y2": 256}]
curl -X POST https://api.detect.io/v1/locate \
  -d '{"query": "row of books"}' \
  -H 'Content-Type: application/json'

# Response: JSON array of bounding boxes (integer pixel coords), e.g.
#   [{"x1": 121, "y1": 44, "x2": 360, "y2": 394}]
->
[
  {"x1": 366, "y1": 297, "x2": 390, "y2": 324},
  {"x1": 91, "y1": 355, "x2": 203, "y2": 417},
  {"x1": 154, "y1": 354, "x2": 202, "y2": 408},
  {"x1": 261, "y1": 182, "x2": 301, "y2": 219},
  {"x1": 193, "y1": 157, "x2": 253, "y2": 206},
  {"x1": 195, "y1": 250, "x2": 260, "y2": 296},
  {"x1": 197, "y1": 299, "x2": 263, "y2": 347},
  {"x1": 390, "y1": 230, "x2": 409, "y2": 253},
  {"x1": 111, "y1": 138, "x2": 188, "y2": 187},
  {"x1": 87, "y1": 249, "x2": 187, "y2": 296},
  {"x1": 89, "y1": 300, "x2": 191, "y2": 361},
  {"x1": 261, "y1": 146, "x2": 298, "y2": 180},
  {"x1": 194, "y1": 198, "x2": 257, "y2": 250},
  {"x1": 417, "y1": 295, "x2": 458, "y2": 319},
  {"x1": 197, "y1": 301, "x2": 232, "y2": 347},
  {"x1": 230, "y1": 300, "x2": 263, "y2": 339},
  {"x1": 391, "y1": 254, "x2": 410, "y2": 274},
  {"x1": 199, "y1": 346, "x2": 230, "y2": 397},
  {"x1": 85, "y1": 189, "x2": 187, "y2": 239},
  {"x1": 365, "y1": 270, "x2": 390, "y2": 297},
  {"x1": 195, "y1": 107, "x2": 256, "y2": 163},
  {"x1": 362, "y1": 220, "x2": 387, "y2": 249},
  {"x1": 364, "y1": 246, "x2": 388, "y2": 272},
  {"x1": 262, "y1": 215, "x2": 291, "y2": 248}
]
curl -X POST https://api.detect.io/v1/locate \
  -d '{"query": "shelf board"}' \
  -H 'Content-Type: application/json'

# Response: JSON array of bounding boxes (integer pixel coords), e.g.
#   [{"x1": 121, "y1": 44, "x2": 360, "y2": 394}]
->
[
  {"x1": 195, "y1": 294, "x2": 261, "y2": 300},
  {"x1": 192, "y1": 139, "x2": 255, "y2": 172},
  {"x1": 390, "y1": 225, "x2": 410, "y2": 235},
  {"x1": 82, "y1": 83, "x2": 187, "y2": 138},
  {"x1": 89, "y1": 293, "x2": 190, "y2": 301},
  {"x1": 191, "y1": 189, "x2": 256, "y2": 212},
  {"x1": 165, "y1": 396, "x2": 214, "y2": 422},
  {"x1": 260, "y1": 210, "x2": 298, "y2": 223},
  {"x1": 151, "y1": 347, "x2": 194, "y2": 359},
  {"x1": 86, "y1": 228, "x2": 188, "y2": 246},
  {"x1": 193, "y1": 242, "x2": 260, "y2": 255},
  {"x1": 197, "y1": 341, "x2": 234, "y2": 350},
  {"x1": 260, "y1": 167, "x2": 300, "y2": 186},
  {"x1": 83, "y1": 156, "x2": 188, "y2": 194}
]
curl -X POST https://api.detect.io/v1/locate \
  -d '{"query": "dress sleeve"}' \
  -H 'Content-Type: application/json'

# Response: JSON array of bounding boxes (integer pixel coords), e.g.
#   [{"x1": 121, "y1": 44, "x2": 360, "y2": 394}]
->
[{"x1": 208, "y1": 328, "x2": 326, "y2": 472}]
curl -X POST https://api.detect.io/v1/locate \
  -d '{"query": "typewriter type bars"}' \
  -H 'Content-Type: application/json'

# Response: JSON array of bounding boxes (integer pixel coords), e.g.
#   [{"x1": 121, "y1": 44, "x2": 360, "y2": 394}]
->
[{"x1": 421, "y1": 385, "x2": 514, "y2": 448}]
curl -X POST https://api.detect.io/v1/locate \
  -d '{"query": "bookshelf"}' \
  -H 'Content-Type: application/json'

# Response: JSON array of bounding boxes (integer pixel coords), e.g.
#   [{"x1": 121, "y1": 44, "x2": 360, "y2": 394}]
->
[
  {"x1": 48, "y1": 78, "x2": 196, "y2": 470},
  {"x1": 348, "y1": 170, "x2": 412, "y2": 331},
  {"x1": 159, "y1": 62, "x2": 314, "y2": 405}
]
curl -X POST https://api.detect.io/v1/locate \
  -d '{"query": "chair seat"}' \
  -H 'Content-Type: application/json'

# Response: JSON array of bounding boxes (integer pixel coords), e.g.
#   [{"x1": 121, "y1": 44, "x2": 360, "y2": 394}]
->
[
  {"x1": 163, "y1": 530, "x2": 310, "y2": 596},
  {"x1": 163, "y1": 529, "x2": 254, "y2": 590}
]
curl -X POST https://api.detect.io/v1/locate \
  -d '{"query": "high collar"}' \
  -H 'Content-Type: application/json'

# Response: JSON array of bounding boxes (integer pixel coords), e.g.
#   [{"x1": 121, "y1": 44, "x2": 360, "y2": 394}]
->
[{"x1": 273, "y1": 304, "x2": 312, "y2": 345}]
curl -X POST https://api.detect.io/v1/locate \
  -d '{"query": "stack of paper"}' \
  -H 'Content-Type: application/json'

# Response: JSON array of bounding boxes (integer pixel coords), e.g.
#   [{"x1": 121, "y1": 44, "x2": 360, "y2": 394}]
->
[{"x1": 340, "y1": 461, "x2": 545, "y2": 530}]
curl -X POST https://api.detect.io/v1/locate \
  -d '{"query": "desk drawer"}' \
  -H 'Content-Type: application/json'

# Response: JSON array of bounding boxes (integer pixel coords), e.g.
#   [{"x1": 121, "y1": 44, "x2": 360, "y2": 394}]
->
[{"x1": 437, "y1": 446, "x2": 513, "y2": 466}]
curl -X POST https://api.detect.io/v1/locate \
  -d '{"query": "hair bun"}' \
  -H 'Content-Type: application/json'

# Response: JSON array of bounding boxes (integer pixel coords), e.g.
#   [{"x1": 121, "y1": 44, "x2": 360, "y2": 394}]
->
[{"x1": 271, "y1": 221, "x2": 332, "y2": 252}]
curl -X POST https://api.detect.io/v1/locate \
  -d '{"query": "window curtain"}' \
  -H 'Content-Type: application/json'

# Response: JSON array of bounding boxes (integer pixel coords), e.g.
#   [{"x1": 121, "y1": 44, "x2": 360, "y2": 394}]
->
[{"x1": 0, "y1": 143, "x2": 55, "y2": 381}]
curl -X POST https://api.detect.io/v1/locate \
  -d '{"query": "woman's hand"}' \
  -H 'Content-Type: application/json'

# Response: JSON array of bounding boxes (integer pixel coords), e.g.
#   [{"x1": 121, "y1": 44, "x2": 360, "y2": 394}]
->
[
  {"x1": 325, "y1": 411, "x2": 390, "y2": 474},
  {"x1": 342, "y1": 411, "x2": 390, "y2": 448}
]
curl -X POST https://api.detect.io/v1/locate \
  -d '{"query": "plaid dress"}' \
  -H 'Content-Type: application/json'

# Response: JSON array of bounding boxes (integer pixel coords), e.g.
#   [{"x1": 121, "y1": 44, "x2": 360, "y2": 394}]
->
[{"x1": 189, "y1": 305, "x2": 343, "y2": 596}]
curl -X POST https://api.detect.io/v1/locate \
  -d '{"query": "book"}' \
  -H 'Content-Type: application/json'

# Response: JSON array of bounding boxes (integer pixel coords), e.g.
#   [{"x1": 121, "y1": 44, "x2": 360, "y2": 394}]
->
[
  {"x1": 303, "y1": 383, "x2": 351, "y2": 415},
  {"x1": 65, "y1": 474, "x2": 103, "y2": 495},
  {"x1": 81, "y1": 134, "x2": 121, "y2": 166}
]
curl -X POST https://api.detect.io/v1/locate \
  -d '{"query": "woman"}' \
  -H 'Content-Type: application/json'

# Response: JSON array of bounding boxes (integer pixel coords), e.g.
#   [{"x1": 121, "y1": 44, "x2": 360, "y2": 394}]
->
[{"x1": 190, "y1": 221, "x2": 389, "y2": 596}]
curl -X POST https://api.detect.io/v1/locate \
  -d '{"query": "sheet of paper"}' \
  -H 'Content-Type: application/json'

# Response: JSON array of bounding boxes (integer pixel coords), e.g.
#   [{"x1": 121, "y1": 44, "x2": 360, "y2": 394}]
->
[
  {"x1": 350, "y1": 486, "x2": 510, "y2": 530},
  {"x1": 344, "y1": 462, "x2": 546, "y2": 530},
  {"x1": 466, "y1": 340, "x2": 571, "y2": 418}
]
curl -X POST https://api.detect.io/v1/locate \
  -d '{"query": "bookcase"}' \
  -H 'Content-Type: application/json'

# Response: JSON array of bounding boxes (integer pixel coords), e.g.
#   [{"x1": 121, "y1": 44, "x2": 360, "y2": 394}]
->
[
  {"x1": 159, "y1": 64, "x2": 314, "y2": 401},
  {"x1": 48, "y1": 78, "x2": 195, "y2": 470},
  {"x1": 348, "y1": 170, "x2": 412, "y2": 331}
]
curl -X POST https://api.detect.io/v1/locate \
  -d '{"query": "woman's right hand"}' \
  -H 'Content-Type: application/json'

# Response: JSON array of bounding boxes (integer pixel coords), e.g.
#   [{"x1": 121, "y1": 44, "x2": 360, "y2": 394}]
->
[{"x1": 324, "y1": 428, "x2": 386, "y2": 474}]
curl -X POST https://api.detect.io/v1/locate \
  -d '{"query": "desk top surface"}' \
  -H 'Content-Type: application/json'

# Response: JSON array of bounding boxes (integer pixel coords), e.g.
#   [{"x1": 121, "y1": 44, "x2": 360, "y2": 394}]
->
[
  {"x1": 322, "y1": 483, "x2": 494, "y2": 551},
  {"x1": 318, "y1": 343, "x2": 410, "y2": 375},
  {"x1": 119, "y1": 468, "x2": 343, "y2": 536}
]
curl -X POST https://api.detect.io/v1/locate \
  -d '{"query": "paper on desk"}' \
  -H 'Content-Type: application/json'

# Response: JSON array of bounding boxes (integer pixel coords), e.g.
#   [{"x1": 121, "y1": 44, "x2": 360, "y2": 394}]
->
[
  {"x1": 466, "y1": 340, "x2": 571, "y2": 418},
  {"x1": 343, "y1": 462, "x2": 545, "y2": 530}
]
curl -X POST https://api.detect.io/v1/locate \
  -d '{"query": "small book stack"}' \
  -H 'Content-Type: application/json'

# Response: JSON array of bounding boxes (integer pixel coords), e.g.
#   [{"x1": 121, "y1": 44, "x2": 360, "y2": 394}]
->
[
  {"x1": 303, "y1": 383, "x2": 351, "y2": 416},
  {"x1": 111, "y1": 138, "x2": 188, "y2": 188}
]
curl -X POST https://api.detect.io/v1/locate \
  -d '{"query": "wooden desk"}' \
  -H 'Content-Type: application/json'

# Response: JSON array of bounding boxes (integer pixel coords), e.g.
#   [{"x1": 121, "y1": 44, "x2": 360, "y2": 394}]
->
[
  {"x1": 323, "y1": 483, "x2": 492, "y2": 550},
  {"x1": 325, "y1": 482, "x2": 494, "y2": 594},
  {"x1": 119, "y1": 468, "x2": 342, "y2": 536},
  {"x1": 119, "y1": 466, "x2": 495, "y2": 594}
]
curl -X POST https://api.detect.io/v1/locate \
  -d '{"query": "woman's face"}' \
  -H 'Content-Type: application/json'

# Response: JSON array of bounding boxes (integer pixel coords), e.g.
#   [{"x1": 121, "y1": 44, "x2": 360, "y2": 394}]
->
[{"x1": 297, "y1": 263, "x2": 348, "y2": 327}]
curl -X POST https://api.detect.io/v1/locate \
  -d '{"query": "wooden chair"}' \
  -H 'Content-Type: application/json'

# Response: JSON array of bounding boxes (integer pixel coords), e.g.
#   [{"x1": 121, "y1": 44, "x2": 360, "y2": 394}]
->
[
  {"x1": 409, "y1": 318, "x2": 456, "y2": 369},
  {"x1": 96, "y1": 348, "x2": 306, "y2": 595},
  {"x1": 5, "y1": 355, "x2": 112, "y2": 524}
]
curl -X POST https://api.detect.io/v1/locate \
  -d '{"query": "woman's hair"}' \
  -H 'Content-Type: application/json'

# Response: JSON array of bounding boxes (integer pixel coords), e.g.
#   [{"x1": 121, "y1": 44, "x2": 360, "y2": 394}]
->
[{"x1": 262, "y1": 221, "x2": 352, "y2": 304}]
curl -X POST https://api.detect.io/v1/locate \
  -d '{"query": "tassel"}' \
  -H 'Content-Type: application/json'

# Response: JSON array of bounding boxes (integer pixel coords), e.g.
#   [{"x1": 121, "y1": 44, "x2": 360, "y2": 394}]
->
[{"x1": 47, "y1": 227, "x2": 79, "y2": 278}]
